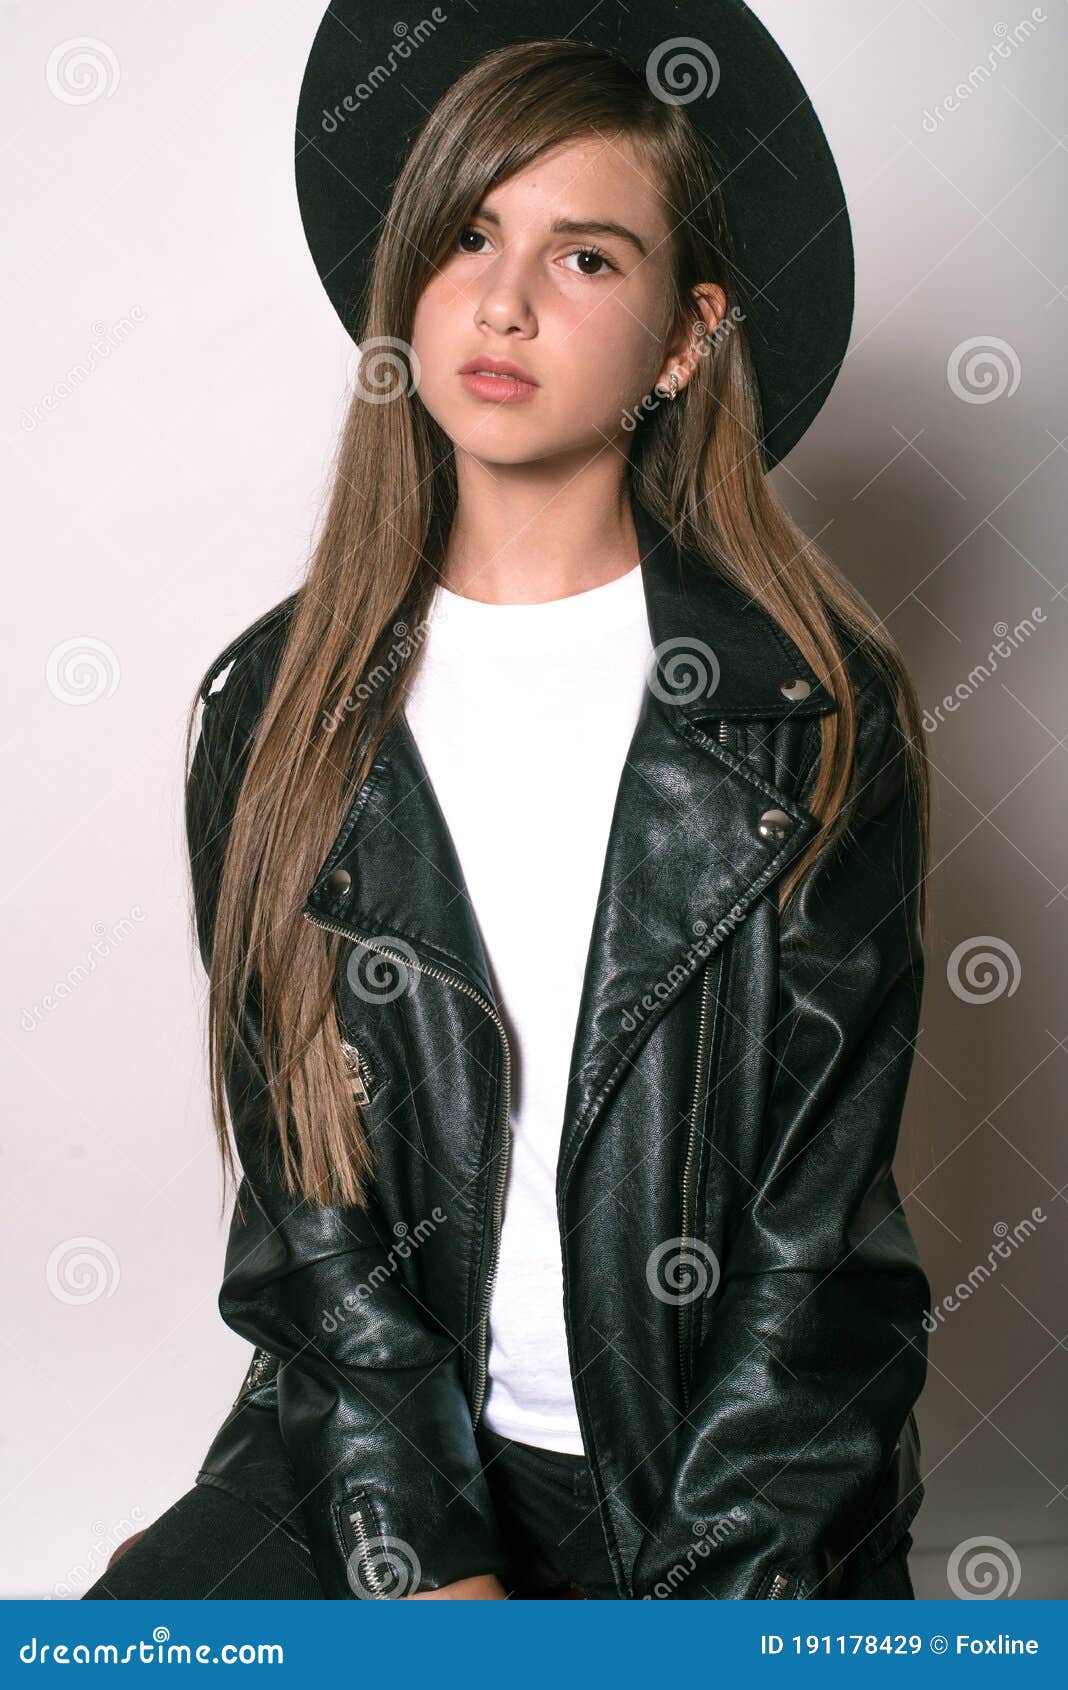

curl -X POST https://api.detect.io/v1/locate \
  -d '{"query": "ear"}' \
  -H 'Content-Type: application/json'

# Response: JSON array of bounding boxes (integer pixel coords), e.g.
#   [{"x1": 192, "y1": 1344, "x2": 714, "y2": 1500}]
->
[{"x1": 653, "y1": 283, "x2": 728, "y2": 396}]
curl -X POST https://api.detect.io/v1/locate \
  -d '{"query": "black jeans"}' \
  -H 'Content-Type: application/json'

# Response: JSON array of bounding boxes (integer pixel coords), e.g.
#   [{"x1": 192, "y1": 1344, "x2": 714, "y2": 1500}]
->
[
  {"x1": 473, "y1": 1425, "x2": 916, "y2": 1600},
  {"x1": 82, "y1": 1426, "x2": 913, "y2": 1600},
  {"x1": 473, "y1": 1423, "x2": 618, "y2": 1597}
]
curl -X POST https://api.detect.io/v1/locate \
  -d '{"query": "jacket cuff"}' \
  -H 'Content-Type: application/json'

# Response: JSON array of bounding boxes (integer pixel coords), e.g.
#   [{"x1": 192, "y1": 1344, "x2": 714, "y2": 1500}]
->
[
  {"x1": 633, "y1": 1548, "x2": 824, "y2": 1601},
  {"x1": 314, "y1": 1474, "x2": 511, "y2": 1598},
  {"x1": 286, "y1": 1397, "x2": 512, "y2": 1598},
  {"x1": 630, "y1": 1503, "x2": 836, "y2": 1601}
]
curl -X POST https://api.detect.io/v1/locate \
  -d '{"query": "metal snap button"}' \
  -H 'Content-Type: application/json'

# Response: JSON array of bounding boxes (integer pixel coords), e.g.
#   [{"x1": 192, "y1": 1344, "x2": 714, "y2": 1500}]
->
[
  {"x1": 779, "y1": 677, "x2": 812, "y2": 701},
  {"x1": 757, "y1": 808, "x2": 792, "y2": 841},
  {"x1": 324, "y1": 866, "x2": 352, "y2": 897}
]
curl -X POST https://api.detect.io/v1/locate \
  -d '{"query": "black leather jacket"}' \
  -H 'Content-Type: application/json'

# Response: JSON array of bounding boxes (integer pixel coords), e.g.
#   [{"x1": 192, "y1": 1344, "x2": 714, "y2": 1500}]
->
[{"x1": 186, "y1": 497, "x2": 929, "y2": 1600}]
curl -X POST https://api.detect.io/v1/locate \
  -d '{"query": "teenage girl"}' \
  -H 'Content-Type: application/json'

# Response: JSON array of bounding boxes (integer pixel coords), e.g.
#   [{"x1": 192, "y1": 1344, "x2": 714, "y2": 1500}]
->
[{"x1": 85, "y1": 22, "x2": 930, "y2": 1601}]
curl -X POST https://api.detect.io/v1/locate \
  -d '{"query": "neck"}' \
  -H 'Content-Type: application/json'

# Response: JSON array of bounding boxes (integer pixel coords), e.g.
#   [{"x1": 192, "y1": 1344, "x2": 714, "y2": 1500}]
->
[{"x1": 439, "y1": 457, "x2": 639, "y2": 604}]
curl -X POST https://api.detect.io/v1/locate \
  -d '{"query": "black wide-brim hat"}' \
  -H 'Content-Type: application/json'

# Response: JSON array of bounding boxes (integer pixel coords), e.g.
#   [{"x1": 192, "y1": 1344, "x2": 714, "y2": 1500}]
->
[{"x1": 295, "y1": 0, "x2": 854, "y2": 469}]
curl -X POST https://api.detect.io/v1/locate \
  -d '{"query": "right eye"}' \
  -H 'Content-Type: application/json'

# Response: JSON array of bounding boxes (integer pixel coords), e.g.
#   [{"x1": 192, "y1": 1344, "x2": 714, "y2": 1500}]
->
[{"x1": 455, "y1": 227, "x2": 490, "y2": 255}]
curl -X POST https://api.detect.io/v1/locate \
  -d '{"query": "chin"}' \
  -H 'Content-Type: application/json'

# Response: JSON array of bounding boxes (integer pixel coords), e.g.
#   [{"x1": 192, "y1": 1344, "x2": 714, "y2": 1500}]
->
[
  {"x1": 457, "y1": 417, "x2": 613, "y2": 466},
  {"x1": 443, "y1": 418, "x2": 555, "y2": 460}
]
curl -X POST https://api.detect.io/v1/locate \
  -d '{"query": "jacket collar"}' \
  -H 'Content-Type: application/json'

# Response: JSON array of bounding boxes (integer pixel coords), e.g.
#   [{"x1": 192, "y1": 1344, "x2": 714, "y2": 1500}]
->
[
  {"x1": 305, "y1": 494, "x2": 836, "y2": 1176},
  {"x1": 629, "y1": 493, "x2": 833, "y2": 723}
]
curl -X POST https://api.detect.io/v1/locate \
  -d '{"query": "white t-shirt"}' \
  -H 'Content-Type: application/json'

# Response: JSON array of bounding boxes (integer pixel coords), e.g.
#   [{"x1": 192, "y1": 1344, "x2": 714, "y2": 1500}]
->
[{"x1": 404, "y1": 557, "x2": 654, "y2": 1454}]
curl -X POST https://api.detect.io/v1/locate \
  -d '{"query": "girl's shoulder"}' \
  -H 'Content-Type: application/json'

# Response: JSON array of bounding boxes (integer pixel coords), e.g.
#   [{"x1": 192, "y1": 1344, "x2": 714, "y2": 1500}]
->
[
  {"x1": 187, "y1": 593, "x2": 301, "y2": 855},
  {"x1": 196, "y1": 590, "x2": 300, "y2": 715}
]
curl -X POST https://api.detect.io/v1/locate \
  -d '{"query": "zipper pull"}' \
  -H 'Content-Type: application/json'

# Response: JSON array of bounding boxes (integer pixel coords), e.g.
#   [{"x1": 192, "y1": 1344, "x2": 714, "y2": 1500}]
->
[
  {"x1": 232, "y1": 1346, "x2": 274, "y2": 1408},
  {"x1": 341, "y1": 1041, "x2": 371, "y2": 1107}
]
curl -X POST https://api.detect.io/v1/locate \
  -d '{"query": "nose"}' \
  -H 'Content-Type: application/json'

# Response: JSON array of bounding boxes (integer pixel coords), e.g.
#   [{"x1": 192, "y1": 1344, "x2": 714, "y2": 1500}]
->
[{"x1": 474, "y1": 253, "x2": 537, "y2": 337}]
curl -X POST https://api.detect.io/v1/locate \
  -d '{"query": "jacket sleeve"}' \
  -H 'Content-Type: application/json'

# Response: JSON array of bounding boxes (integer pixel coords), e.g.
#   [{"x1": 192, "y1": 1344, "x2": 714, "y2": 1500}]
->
[
  {"x1": 186, "y1": 663, "x2": 510, "y2": 1599},
  {"x1": 630, "y1": 677, "x2": 931, "y2": 1600}
]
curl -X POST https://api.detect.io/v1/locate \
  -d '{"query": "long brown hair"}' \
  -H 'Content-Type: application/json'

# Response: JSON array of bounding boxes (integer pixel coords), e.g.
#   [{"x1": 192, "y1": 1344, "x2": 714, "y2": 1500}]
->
[{"x1": 186, "y1": 38, "x2": 931, "y2": 1216}]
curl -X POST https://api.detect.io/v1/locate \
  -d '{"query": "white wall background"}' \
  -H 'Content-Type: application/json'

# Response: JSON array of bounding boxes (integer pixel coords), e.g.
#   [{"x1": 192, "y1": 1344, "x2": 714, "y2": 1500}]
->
[{"x1": 3, "y1": 1, "x2": 1065, "y2": 1599}]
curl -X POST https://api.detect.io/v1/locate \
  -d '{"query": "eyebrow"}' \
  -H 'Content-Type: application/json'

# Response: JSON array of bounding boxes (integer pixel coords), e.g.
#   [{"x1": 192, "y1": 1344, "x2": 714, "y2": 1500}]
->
[{"x1": 472, "y1": 204, "x2": 649, "y2": 259}]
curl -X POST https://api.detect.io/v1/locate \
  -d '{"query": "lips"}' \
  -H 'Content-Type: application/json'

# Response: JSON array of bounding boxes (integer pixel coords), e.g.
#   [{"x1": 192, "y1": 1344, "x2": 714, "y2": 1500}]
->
[
  {"x1": 457, "y1": 358, "x2": 540, "y2": 404},
  {"x1": 458, "y1": 356, "x2": 539, "y2": 385}
]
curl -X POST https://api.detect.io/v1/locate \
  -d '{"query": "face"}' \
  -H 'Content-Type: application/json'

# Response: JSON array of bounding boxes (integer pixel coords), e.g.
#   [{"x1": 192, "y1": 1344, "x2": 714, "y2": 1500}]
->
[{"x1": 409, "y1": 134, "x2": 699, "y2": 467}]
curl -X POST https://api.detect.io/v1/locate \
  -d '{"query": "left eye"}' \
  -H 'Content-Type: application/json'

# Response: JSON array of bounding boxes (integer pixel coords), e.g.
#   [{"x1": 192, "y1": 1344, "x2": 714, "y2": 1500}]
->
[{"x1": 562, "y1": 248, "x2": 616, "y2": 278}]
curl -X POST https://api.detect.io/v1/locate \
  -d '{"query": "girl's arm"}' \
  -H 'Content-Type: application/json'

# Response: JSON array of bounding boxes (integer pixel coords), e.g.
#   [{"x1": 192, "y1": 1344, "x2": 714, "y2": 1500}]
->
[
  {"x1": 187, "y1": 667, "x2": 510, "y2": 1600},
  {"x1": 630, "y1": 676, "x2": 930, "y2": 1600}
]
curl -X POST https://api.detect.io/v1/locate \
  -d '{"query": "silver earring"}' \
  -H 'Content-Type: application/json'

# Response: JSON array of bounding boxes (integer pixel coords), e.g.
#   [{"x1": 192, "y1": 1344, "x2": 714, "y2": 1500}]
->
[{"x1": 668, "y1": 371, "x2": 679, "y2": 400}]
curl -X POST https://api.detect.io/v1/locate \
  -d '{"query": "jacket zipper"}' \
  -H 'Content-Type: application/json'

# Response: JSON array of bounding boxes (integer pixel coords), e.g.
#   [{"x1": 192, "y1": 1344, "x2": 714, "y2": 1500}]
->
[
  {"x1": 346, "y1": 1504, "x2": 388, "y2": 1597},
  {"x1": 303, "y1": 908, "x2": 512, "y2": 1428},
  {"x1": 677, "y1": 719, "x2": 725, "y2": 1403},
  {"x1": 678, "y1": 958, "x2": 714, "y2": 1412},
  {"x1": 245, "y1": 1347, "x2": 271, "y2": 1390},
  {"x1": 234, "y1": 1345, "x2": 273, "y2": 1407},
  {"x1": 685, "y1": 734, "x2": 789, "y2": 1608}
]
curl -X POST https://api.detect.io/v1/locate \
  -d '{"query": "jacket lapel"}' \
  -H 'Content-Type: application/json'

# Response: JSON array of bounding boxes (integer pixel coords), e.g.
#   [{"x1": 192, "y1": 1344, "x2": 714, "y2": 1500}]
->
[
  {"x1": 555, "y1": 497, "x2": 837, "y2": 1179},
  {"x1": 556, "y1": 665, "x2": 822, "y2": 1186},
  {"x1": 305, "y1": 709, "x2": 498, "y2": 1005},
  {"x1": 305, "y1": 494, "x2": 837, "y2": 1164}
]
